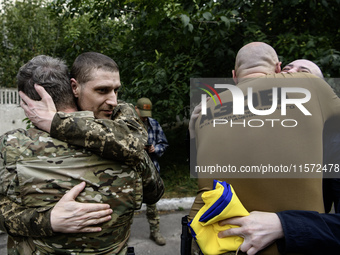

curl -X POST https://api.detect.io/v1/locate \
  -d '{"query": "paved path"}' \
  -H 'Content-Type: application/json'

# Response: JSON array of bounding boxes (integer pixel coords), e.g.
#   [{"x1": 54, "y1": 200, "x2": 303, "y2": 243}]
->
[
  {"x1": 0, "y1": 232, "x2": 7, "y2": 254},
  {"x1": 128, "y1": 209, "x2": 189, "y2": 255}
]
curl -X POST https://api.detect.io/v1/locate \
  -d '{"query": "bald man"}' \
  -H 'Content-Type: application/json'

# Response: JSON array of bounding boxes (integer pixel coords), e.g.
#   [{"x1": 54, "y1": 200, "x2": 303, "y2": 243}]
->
[
  {"x1": 282, "y1": 59, "x2": 324, "y2": 79},
  {"x1": 232, "y1": 42, "x2": 281, "y2": 82},
  {"x1": 282, "y1": 59, "x2": 340, "y2": 213},
  {"x1": 189, "y1": 42, "x2": 340, "y2": 255},
  {"x1": 216, "y1": 59, "x2": 340, "y2": 255}
]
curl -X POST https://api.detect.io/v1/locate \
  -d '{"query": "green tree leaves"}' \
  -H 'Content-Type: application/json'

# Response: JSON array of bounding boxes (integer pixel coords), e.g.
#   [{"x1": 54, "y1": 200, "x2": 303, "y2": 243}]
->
[
  {"x1": 0, "y1": 0, "x2": 61, "y2": 87},
  {"x1": 1, "y1": 0, "x2": 339, "y2": 126}
]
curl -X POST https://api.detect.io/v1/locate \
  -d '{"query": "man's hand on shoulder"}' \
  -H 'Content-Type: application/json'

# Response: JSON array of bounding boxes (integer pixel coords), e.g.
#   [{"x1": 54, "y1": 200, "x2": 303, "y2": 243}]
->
[{"x1": 19, "y1": 84, "x2": 57, "y2": 133}]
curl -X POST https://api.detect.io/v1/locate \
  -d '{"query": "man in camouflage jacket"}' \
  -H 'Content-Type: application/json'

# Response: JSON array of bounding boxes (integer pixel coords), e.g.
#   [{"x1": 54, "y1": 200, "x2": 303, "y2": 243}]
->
[{"x1": 0, "y1": 54, "x2": 164, "y2": 254}]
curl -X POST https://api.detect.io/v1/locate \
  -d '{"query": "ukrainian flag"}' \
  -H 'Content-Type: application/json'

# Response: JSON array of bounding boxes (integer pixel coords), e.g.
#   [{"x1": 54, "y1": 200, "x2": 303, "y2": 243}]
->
[{"x1": 188, "y1": 180, "x2": 249, "y2": 255}]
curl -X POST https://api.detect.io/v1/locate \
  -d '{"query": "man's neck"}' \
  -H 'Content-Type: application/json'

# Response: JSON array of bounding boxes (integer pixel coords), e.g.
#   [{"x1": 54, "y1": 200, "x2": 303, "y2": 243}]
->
[
  {"x1": 242, "y1": 72, "x2": 268, "y2": 78},
  {"x1": 236, "y1": 72, "x2": 269, "y2": 84},
  {"x1": 59, "y1": 107, "x2": 78, "y2": 113}
]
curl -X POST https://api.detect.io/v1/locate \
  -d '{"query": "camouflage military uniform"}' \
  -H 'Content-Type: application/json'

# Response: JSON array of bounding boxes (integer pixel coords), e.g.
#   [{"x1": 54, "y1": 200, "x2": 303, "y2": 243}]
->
[
  {"x1": 0, "y1": 109, "x2": 164, "y2": 255},
  {"x1": 50, "y1": 102, "x2": 148, "y2": 166}
]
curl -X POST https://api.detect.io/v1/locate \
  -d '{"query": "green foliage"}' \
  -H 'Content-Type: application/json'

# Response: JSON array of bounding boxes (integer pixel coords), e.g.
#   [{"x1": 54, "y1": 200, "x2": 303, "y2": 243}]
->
[
  {"x1": 226, "y1": 0, "x2": 340, "y2": 77},
  {"x1": 0, "y1": 0, "x2": 62, "y2": 87},
  {"x1": 22, "y1": 117, "x2": 33, "y2": 130},
  {"x1": 159, "y1": 124, "x2": 197, "y2": 198},
  {"x1": 1, "y1": 0, "x2": 340, "y2": 125},
  {"x1": 112, "y1": 0, "x2": 238, "y2": 124}
]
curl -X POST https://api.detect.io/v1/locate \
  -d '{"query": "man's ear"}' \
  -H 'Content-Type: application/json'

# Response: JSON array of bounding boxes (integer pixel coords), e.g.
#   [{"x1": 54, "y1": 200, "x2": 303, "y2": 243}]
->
[
  {"x1": 275, "y1": 62, "x2": 282, "y2": 73},
  {"x1": 232, "y1": 70, "x2": 238, "y2": 84},
  {"x1": 70, "y1": 78, "x2": 79, "y2": 98},
  {"x1": 134, "y1": 106, "x2": 141, "y2": 118}
]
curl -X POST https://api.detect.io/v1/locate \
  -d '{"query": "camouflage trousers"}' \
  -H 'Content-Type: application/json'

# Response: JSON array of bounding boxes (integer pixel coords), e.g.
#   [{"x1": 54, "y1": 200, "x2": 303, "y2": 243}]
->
[{"x1": 146, "y1": 203, "x2": 160, "y2": 233}]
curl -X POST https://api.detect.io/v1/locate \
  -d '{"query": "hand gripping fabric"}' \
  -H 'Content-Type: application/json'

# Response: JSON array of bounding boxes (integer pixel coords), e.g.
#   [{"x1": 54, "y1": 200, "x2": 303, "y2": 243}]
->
[{"x1": 188, "y1": 180, "x2": 249, "y2": 255}]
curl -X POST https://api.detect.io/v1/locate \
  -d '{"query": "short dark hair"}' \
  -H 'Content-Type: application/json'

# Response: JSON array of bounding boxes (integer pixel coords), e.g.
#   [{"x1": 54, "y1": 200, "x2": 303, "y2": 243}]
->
[
  {"x1": 70, "y1": 52, "x2": 119, "y2": 84},
  {"x1": 17, "y1": 55, "x2": 76, "y2": 111}
]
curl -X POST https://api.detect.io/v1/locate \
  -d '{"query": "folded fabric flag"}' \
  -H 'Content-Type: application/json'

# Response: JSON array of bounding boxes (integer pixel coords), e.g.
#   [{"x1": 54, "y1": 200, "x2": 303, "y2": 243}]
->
[{"x1": 188, "y1": 180, "x2": 249, "y2": 255}]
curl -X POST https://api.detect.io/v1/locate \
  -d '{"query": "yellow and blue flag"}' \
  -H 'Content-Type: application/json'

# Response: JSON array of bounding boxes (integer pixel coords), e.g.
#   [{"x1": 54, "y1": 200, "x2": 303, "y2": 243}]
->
[{"x1": 188, "y1": 180, "x2": 249, "y2": 255}]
